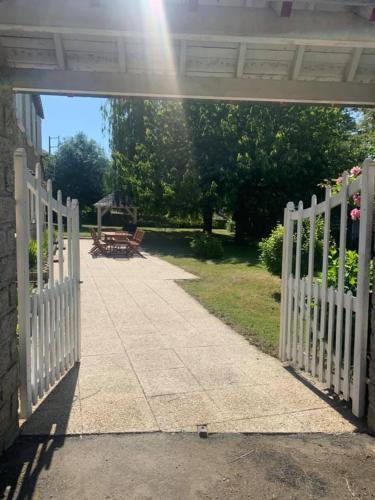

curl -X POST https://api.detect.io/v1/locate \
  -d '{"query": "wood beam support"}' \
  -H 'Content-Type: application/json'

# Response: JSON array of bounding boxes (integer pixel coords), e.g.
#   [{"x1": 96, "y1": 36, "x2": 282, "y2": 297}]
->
[
  {"x1": 5, "y1": 68, "x2": 375, "y2": 105},
  {"x1": 345, "y1": 47, "x2": 363, "y2": 82},
  {"x1": 53, "y1": 33, "x2": 66, "y2": 70},
  {"x1": 117, "y1": 37, "x2": 126, "y2": 73},
  {"x1": 179, "y1": 40, "x2": 186, "y2": 76},
  {"x1": 290, "y1": 45, "x2": 305, "y2": 80},
  {"x1": 236, "y1": 42, "x2": 247, "y2": 78}
]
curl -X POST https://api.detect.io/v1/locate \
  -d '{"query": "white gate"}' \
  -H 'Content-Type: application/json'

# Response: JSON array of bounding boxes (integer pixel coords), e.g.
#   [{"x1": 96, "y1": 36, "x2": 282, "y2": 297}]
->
[
  {"x1": 14, "y1": 148, "x2": 81, "y2": 419},
  {"x1": 279, "y1": 158, "x2": 375, "y2": 418}
]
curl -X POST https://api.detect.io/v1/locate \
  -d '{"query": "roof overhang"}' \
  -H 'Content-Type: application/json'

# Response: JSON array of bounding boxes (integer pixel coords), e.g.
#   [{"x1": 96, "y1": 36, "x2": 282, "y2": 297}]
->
[{"x1": 0, "y1": 0, "x2": 374, "y2": 105}]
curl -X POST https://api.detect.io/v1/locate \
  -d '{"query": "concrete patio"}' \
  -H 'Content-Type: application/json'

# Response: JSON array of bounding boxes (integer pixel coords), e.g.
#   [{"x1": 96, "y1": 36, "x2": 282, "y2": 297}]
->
[{"x1": 22, "y1": 239, "x2": 359, "y2": 435}]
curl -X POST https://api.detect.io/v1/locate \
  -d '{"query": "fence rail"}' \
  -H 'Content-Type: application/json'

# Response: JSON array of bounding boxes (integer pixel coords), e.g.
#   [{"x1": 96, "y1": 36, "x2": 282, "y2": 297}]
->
[
  {"x1": 14, "y1": 148, "x2": 81, "y2": 418},
  {"x1": 279, "y1": 158, "x2": 375, "y2": 418}
]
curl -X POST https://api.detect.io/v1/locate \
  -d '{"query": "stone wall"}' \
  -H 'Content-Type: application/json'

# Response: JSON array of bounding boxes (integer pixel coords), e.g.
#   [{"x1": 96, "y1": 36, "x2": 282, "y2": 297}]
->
[
  {"x1": 0, "y1": 88, "x2": 41, "y2": 453},
  {"x1": 0, "y1": 88, "x2": 19, "y2": 452}
]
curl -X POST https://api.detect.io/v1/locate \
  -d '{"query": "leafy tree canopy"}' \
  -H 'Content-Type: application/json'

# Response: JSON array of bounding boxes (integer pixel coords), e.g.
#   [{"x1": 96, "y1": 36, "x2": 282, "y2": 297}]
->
[
  {"x1": 102, "y1": 99, "x2": 370, "y2": 239},
  {"x1": 43, "y1": 132, "x2": 108, "y2": 211}
]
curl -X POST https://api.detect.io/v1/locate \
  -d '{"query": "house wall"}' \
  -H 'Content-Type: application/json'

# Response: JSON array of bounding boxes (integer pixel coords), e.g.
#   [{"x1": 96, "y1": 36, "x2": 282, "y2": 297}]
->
[{"x1": 0, "y1": 88, "x2": 42, "y2": 453}]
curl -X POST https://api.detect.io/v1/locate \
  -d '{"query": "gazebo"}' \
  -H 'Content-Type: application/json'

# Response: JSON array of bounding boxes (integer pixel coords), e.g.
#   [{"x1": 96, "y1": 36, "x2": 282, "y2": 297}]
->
[{"x1": 94, "y1": 192, "x2": 138, "y2": 238}]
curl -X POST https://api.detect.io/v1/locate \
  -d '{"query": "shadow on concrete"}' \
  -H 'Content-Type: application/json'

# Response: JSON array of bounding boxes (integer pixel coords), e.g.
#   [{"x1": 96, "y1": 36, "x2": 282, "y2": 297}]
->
[
  {"x1": 0, "y1": 364, "x2": 80, "y2": 500},
  {"x1": 283, "y1": 364, "x2": 366, "y2": 432}
]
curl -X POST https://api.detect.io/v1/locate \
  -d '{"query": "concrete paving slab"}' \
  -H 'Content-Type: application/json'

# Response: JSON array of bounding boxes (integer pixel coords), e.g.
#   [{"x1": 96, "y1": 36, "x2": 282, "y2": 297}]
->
[
  {"x1": 22, "y1": 239, "x2": 362, "y2": 435},
  {"x1": 187, "y1": 364, "x2": 255, "y2": 389},
  {"x1": 81, "y1": 396, "x2": 158, "y2": 433},
  {"x1": 148, "y1": 392, "x2": 225, "y2": 431},
  {"x1": 21, "y1": 406, "x2": 83, "y2": 436},
  {"x1": 128, "y1": 348, "x2": 184, "y2": 372},
  {"x1": 137, "y1": 367, "x2": 201, "y2": 396},
  {"x1": 120, "y1": 332, "x2": 168, "y2": 351}
]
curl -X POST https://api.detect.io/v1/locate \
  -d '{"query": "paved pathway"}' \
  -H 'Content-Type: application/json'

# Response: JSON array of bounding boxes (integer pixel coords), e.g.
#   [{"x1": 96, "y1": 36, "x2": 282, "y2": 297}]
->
[{"x1": 22, "y1": 239, "x2": 359, "y2": 435}]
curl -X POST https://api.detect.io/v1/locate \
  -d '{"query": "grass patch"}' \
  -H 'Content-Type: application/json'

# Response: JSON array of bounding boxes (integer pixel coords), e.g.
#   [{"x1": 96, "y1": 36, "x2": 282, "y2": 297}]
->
[{"x1": 142, "y1": 228, "x2": 281, "y2": 356}]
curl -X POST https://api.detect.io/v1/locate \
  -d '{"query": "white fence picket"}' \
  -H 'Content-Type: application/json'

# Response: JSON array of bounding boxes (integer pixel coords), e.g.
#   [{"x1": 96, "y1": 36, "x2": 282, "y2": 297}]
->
[
  {"x1": 311, "y1": 283, "x2": 319, "y2": 377},
  {"x1": 305, "y1": 195, "x2": 317, "y2": 372},
  {"x1": 279, "y1": 159, "x2": 375, "y2": 418},
  {"x1": 292, "y1": 201, "x2": 303, "y2": 362},
  {"x1": 15, "y1": 148, "x2": 81, "y2": 418},
  {"x1": 298, "y1": 278, "x2": 305, "y2": 368}
]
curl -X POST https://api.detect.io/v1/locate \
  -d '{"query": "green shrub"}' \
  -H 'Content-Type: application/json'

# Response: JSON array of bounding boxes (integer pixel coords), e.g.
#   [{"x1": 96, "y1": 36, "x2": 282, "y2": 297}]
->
[
  {"x1": 190, "y1": 233, "x2": 224, "y2": 259},
  {"x1": 259, "y1": 224, "x2": 284, "y2": 276},
  {"x1": 325, "y1": 246, "x2": 373, "y2": 294},
  {"x1": 259, "y1": 217, "x2": 325, "y2": 277},
  {"x1": 29, "y1": 239, "x2": 37, "y2": 270}
]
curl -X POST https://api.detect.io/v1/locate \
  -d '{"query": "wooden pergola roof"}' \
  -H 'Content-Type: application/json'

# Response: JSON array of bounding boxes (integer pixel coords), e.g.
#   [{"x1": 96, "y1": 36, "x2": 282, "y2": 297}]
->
[
  {"x1": 0, "y1": 0, "x2": 374, "y2": 104},
  {"x1": 94, "y1": 193, "x2": 135, "y2": 209}
]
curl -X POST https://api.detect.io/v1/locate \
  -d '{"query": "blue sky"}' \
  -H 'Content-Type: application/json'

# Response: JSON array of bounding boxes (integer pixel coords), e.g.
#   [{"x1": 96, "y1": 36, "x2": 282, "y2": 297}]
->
[{"x1": 41, "y1": 96, "x2": 110, "y2": 156}]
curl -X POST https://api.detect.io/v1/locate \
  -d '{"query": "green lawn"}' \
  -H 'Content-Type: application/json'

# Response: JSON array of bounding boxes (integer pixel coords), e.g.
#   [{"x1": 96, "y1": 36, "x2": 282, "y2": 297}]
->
[{"x1": 142, "y1": 228, "x2": 281, "y2": 356}]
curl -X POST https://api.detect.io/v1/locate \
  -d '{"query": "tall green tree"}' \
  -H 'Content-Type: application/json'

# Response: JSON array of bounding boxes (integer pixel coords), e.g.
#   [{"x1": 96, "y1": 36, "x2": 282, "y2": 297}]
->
[
  {"x1": 48, "y1": 132, "x2": 108, "y2": 211},
  {"x1": 227, "y1": 104, "x2": 357, "y2": 241},
  {"x1": 103, "y1": 99, "x2": 201, "y2": 220},
  {"x1": 103, "y1": 98, "x2": 360, "y2": 237},
  {"x1": 183, "y1": 102, "x2": 235, "y2": 232}
]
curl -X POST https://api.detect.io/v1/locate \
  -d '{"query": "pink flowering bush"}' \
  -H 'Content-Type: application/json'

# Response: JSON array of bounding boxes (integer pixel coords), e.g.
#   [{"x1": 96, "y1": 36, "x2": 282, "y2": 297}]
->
[
  {"x1": 328, "y1": 165, "x2": 364, "y2": 221},
  {"x1": 352, "y1": 193, "x2": 361, "y2": 206},
  {"x1": 350, "y1": 208, "x2": 361, "y2": 221},
  {"x1": 350, "y1": 166, "x2": 361, "y2": 177}
]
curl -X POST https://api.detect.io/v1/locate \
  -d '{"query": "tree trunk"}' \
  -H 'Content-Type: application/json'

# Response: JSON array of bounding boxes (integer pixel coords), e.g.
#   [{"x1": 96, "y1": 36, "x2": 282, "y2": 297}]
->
[{"x1": 202, "y1": 205, "x2": 213, "y2": 233}]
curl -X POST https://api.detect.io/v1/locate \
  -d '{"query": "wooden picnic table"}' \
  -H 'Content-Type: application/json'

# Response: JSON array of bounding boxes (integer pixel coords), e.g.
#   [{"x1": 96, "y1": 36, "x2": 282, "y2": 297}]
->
[{"x1": 102, "y1": 231, "x2": 130, "y2": 243}]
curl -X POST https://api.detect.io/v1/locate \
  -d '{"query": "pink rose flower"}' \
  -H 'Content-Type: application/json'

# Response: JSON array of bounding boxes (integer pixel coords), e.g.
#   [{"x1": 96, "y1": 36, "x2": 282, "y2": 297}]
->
[
  {"x1": 352, "y1": 193, "x2": 361, "y2": 206},
  {"x1": 350, "y1": 166, "x2": 361, "y2": 177},
  {"x1": 336, "y1": 176, "x2": 343, "y2": 185},
  {"x1": 350, "y1": 208, "x2": 361, "y2": 221}
]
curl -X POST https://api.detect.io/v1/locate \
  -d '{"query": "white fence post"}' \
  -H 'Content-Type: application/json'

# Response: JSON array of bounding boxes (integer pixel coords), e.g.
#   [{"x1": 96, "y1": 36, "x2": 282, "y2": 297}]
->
[
  {"x1": 14, "y1": 149, "x2": 32, "y2": 418},
  {"x1": 292, "y1": 201, "x2": 303, "y2": 362},
  {"x1": 279, "y1": 202, "x2": 294, "y2": 360},
  {"x1": 352, "y1": 159, "x2": 375, "y2": 417},
  {"x1": 72, "y1": 199, "x2": 81, "y2": 361},
  {"x1": 318, "y1": 186, "x2": 331, "y2": 382},
  {"x1": 334, "y1": 172, "x2": 349, "y2": 393}
]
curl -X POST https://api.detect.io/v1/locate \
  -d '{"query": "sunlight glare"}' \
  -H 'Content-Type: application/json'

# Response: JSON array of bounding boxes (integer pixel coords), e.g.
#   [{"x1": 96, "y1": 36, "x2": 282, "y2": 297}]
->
[{"x1": 140, "y1": 0, "x2": 180, "y2": 93}]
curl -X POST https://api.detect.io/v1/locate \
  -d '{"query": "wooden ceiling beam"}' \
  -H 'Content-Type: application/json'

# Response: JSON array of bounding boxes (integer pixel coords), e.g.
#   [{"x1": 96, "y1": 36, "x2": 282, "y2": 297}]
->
[
  {"x1": 6, "y1": 68, "x2": 375, "y2": 105},
  {"x1": 1, "y1": 3, "x2": 375, "y2": 48}
]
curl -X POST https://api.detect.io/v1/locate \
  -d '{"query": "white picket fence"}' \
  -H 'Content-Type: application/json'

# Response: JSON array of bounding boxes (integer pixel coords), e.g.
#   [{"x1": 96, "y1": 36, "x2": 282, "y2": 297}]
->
[
  {"x1": 279, "y1": 159, "x2": 375, "y2": 418},
  {"x1": 14, "y1": 148, "x2": 81, "y2": 419}
]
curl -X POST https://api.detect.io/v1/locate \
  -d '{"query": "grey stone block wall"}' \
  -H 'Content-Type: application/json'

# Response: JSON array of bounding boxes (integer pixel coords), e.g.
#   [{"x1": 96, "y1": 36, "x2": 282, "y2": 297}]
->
[
  {"x1": 0, "y1": 88, "x2": 42, "y2": 453},
  {"x1": 0, "y1": 88, "x2": 19, "y2": 452}
]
